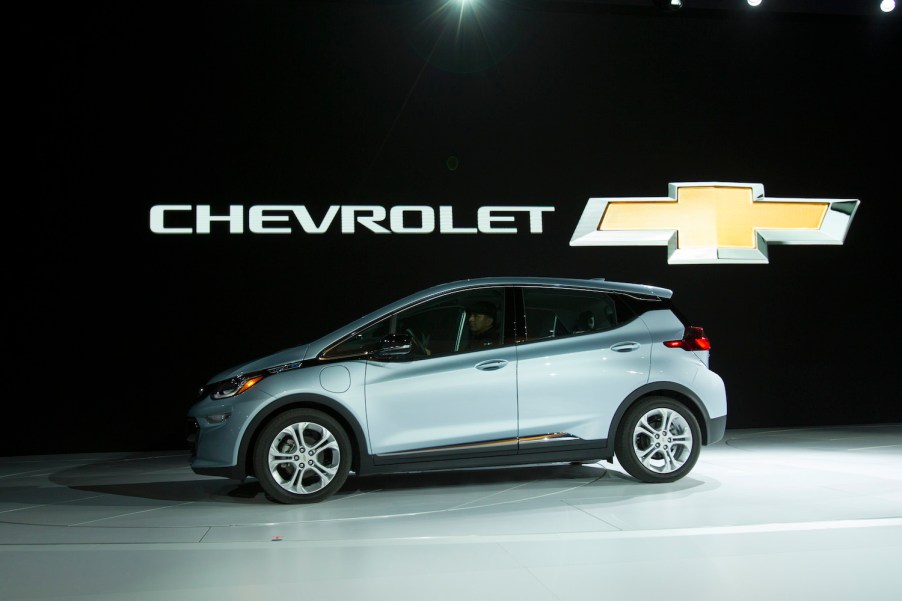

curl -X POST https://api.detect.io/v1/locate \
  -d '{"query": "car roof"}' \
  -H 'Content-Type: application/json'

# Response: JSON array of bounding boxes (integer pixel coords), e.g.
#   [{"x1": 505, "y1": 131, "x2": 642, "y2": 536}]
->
[
  {"x1": 306, "y1": 276, "x2": 672, "y2": 357},
  {"x1": 419, "y1": 276, "x2": 672, "y2": 299}
]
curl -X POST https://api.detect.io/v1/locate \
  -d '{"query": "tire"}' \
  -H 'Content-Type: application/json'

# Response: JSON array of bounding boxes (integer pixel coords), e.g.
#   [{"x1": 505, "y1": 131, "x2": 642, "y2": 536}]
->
[
  {"x1": 252, "y1": 409, "x2": 352, "y2": 504},
  {"x1": 615, "y1": 396, "x2": 701, "y2": 483}
]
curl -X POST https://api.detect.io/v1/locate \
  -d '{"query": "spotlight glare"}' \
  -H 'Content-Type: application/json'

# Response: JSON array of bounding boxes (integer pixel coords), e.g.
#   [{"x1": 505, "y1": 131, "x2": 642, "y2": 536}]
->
[
  {"x1": 880, "y1": 0, "x2": 895, "y2": 12},
  {"x1": 653, "y1": 0, "x2": 682, "y2": 12},
  {"x1": 748, "y1": 0, "x2": 763, "y2": 6}
]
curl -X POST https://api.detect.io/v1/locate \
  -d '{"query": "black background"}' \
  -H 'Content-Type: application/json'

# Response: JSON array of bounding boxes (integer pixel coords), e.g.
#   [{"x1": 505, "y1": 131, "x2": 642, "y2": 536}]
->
[{"x1": 11, "y1": 0, "x2": 901, "y2": 456}]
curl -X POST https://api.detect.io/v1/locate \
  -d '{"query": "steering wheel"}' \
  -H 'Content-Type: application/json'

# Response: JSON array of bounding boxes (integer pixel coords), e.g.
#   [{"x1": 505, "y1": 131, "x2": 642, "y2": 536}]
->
[{"x1": 405, "y1": 328, "x2": 431, "y2": 356}]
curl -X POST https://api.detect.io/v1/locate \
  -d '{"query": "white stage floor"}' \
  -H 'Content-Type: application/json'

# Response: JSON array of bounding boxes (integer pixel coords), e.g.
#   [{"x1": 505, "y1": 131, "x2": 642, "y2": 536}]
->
[{"x1": 2, "y1": 424, "x2": 901, "y2": 600}]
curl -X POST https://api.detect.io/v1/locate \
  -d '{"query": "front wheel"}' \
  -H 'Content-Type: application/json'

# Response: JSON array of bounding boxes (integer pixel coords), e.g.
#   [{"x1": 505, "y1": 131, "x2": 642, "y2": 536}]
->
[
  {"x1": 615, "y1": 397, "x2": 701, "y2": 483},
  {"x1": 252, "y1": 409, "x2": 352, "y2": 504}
]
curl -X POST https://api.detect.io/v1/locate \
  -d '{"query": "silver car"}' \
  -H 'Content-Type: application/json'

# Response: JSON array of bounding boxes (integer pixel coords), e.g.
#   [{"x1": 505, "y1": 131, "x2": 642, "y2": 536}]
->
[{"x1": 186, "y1": 276, "x2": 727, "y2": 504}]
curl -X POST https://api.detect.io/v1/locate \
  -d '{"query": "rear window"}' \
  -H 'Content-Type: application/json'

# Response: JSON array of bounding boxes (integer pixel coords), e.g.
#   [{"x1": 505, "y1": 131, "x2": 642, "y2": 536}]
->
[{"x1": 521, "y1": 288, "x2": 638, "y2": 341}]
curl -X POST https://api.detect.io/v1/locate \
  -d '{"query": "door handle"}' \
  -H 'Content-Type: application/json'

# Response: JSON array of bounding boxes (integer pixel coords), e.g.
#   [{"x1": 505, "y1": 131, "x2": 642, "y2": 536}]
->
[
  {"x1": 475, "y1": 359, "x2": 509, "y2": 371},
  {"x1": 610, "y1": 342, "x2": 641, "y2": 353}
]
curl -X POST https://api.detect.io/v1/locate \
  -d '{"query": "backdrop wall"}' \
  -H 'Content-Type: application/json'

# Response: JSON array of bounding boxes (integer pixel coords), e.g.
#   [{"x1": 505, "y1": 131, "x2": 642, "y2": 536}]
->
[{"x1": 11, "y1": 0, "x2": 901, "y2": 456}]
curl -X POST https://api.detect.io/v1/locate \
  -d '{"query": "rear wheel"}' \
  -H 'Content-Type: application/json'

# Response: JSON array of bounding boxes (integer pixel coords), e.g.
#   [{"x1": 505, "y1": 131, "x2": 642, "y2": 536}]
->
[
  {"x1": 615, "y1": 396, "x2": 701, "y2": 483},
  {"x1": 252, "y1": 409, "x2": 351, "y2": 504}
]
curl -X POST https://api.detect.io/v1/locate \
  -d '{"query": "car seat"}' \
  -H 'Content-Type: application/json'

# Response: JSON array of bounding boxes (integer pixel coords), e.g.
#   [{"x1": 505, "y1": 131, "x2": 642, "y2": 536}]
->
[{"x1": 575, "y1": 310, "x2": 596, "y2": 333}]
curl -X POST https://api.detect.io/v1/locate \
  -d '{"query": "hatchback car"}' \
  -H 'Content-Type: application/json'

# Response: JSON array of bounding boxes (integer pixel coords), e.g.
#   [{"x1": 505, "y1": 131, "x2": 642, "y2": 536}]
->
[{"x1": 186, "y1": 276, "x2": 727, "y2": 504}]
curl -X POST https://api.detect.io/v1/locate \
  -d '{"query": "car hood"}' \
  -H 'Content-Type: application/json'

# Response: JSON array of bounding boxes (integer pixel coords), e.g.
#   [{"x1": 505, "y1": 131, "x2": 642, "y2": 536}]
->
[{"x1": 207, "y1": 344, "x2": 310, "y2": 383}]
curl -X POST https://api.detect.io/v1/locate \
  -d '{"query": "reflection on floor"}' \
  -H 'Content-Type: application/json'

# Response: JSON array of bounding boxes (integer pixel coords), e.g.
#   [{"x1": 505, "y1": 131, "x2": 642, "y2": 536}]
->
[{"x1": 1, "y1": 424, "x2": 901, "y2": 600}]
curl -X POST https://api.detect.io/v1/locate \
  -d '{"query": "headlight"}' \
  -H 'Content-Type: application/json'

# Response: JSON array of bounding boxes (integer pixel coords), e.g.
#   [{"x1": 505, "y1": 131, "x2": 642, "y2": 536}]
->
[
  {"x1": 211, "y1": 372, "x2": 266, "y2": 399},
  {"x1": 204, "y1": 361, "x2": 302, "y2": 400}
]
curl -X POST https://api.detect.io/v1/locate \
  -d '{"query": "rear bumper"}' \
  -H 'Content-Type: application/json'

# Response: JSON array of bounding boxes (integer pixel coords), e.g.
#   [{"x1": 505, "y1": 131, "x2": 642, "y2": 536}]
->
[{"x1": 707, "y1": 414, "x2": 727, "y2": 445}]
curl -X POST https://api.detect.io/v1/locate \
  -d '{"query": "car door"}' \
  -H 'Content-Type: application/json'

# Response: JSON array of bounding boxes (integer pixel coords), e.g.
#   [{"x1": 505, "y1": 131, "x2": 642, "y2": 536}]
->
[
  {"x1": 515, "y1": 287, "x2": 652, "y2": 451},
  {"x1": 364, "y1": 287, "x2": 519, "y2": 463}
]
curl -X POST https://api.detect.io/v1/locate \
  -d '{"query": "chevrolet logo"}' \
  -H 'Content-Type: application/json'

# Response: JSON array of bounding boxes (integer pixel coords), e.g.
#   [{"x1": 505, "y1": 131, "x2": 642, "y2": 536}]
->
[{"x1": 570, "y1": 182, "x2": 860, "y2": 264}]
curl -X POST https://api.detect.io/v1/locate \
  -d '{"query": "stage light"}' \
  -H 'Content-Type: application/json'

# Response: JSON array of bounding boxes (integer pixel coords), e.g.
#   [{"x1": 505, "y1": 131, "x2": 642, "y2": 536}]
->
[
  {"x1": 880, "y1": 0, "x2": 895, "y2": 12},
  {"x1": 748, "y1": 0, "x2": 762, "y2": 7},
  {"x1": 653, "y1": 0, "x2": 682, "y2": 12}
]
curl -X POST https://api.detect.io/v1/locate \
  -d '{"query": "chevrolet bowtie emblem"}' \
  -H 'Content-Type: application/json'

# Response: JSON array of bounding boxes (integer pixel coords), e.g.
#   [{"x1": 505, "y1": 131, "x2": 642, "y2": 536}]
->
[{"x1": 570, "y1": 182, "x2": 860, "y2": 264}]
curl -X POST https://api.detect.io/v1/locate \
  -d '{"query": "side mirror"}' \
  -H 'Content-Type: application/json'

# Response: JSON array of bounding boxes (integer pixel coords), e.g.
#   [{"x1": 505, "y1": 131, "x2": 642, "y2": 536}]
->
[{"x1": 373, "y1": 333, "x2": 412, "y2": 357}]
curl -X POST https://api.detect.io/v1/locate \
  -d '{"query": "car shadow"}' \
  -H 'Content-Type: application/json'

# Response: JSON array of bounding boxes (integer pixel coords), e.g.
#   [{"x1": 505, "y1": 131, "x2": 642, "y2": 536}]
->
[
  {"x1": 37, "y1": 451, "x2": 706, "y2": 506},
  {"x1": 34, "y1": 452, "x2": 263, "y2": 504}
]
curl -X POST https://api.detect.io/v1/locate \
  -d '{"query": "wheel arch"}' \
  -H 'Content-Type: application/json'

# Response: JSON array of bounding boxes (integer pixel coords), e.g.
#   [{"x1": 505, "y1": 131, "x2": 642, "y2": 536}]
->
[
  {"x1": 238, "y1": 393, "x2": 368, "y2": 479},
  {"x1": 608, "y1": 382, "x2": 713, "y2": 445}
]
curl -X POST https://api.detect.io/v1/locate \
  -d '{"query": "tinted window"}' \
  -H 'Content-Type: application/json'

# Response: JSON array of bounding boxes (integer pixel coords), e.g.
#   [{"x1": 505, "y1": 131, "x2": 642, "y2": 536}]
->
[
  {"x1": 324, "y1": 287, "x2": 506, "y2": 359},
  {"x1": 522, "y1": 288, "x2": 635, "y2": 341},
  {"x1": 322, "y1": 319, "x2": 391, "y2": 358}
]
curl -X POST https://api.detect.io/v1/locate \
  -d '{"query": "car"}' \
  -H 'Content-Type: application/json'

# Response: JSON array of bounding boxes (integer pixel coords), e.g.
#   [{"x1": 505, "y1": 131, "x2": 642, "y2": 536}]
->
[{"x1": 186, "y1": 276, "x2": 727, "y2": 503}]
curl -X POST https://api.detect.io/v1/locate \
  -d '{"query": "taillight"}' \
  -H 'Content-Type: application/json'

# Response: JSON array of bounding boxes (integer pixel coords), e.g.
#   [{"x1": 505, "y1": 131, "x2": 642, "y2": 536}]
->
[{"x1": 664, "y1": 326, "x2": 711, "y2": 351}]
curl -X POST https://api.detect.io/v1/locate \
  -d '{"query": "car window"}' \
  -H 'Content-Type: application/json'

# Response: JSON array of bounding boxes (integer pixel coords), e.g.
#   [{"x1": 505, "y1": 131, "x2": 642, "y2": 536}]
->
[
  {"x1": 400, "y1": 288, "x2": 507, "y2": 357},
  {"x1": 522, "y1": 287, "x2": 634, "y2": 341},
  {"x1": 322, "y1": 319, "x2": 392, "y2": 359},
  {"x1": 397, "y1": 304, "x2": 466, "y2": 357},
  {"x1": 323, "y1": 287, "x2": 507, "y2": 359}
]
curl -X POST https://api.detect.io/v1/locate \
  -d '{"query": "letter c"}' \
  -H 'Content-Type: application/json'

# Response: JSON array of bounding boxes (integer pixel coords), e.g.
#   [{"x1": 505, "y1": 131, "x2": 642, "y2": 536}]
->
[{"x1": 150, "y1": 205, "x2": 193, "y2": 234}]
